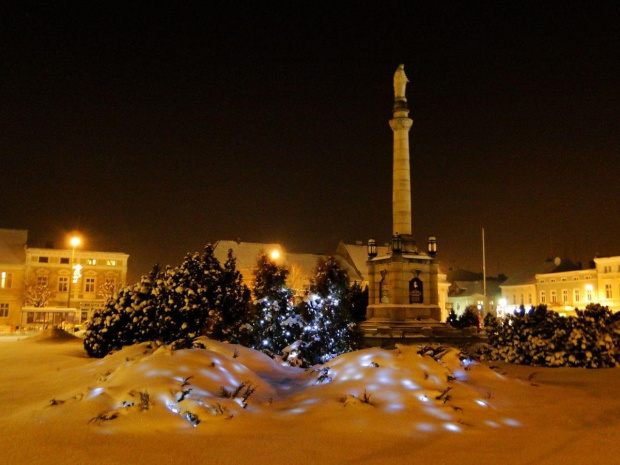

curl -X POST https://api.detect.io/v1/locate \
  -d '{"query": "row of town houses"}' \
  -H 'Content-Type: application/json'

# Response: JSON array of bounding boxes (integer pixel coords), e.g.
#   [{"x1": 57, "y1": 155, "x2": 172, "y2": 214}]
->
[{"x1": 1, "y1": 228, "x2": 618, "y2": 331}]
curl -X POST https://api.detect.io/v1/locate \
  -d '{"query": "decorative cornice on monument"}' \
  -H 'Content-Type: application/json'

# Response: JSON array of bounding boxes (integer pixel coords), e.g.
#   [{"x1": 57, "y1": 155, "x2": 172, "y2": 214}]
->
[{"x1": 389, "y1": 118, "x2": 413, "y2": 131}]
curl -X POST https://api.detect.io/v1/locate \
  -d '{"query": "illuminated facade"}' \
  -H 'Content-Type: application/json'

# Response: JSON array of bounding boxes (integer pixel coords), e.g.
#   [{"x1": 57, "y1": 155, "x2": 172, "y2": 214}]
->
[
  {"x1": 0, "y1": 229, "x2": 129, "y2": 331},
  {"x1": 499, "y1": 256, "x2": 620, "y2": 316}
]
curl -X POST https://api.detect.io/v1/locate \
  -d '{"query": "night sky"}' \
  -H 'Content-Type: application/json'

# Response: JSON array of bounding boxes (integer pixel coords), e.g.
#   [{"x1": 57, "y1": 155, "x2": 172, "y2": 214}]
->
[{"x1": 2, "y1": 2, "x2": 619, "y2": 282}]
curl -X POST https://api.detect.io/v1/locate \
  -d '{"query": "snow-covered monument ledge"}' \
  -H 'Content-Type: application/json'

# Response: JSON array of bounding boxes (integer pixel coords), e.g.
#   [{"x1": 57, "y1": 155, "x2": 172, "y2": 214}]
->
[{"x1": 361, "y1": 65, "x2": 477, "y2": 346}]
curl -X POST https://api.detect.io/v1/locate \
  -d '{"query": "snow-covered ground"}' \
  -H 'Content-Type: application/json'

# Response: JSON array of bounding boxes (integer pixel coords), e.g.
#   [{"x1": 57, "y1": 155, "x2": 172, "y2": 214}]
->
[{"x1": 1, "y1": 330, "x2": 619, "y2": 464}]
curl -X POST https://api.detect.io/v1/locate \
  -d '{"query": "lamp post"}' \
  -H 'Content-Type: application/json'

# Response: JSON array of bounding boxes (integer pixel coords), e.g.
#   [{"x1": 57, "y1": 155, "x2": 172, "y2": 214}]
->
[
  {"x1": 67, "y1": 236, "x2": 81, "y2": 309},
  {"x1": 392, "y1": 233, "x2": 402, "y2": 253},
  {"x1": 367, "y1": 239, "x2": 377, "y2": 259}
]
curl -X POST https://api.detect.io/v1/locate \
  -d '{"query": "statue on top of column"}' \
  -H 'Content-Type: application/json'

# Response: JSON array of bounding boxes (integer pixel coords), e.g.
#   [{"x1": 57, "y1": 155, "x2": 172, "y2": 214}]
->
[{"x1": 393, "y1": 64, "x2": 408, "y2": 100}]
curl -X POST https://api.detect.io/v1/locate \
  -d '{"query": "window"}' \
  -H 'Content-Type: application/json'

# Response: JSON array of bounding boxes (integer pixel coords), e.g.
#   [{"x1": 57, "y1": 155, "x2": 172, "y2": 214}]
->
[
  {"x1": 606, "y1": 284, "x2": 613, "y2": 299},
  {"x1": 562, "y1": 289, "x2": 568, "y2": 302},
  {"x1": 37, "y1": 276, "x2": 48, "y2": 287},
  {"x1": 550, "y1": 290, "x2": 557, "y2": 303},
  {"x1": 58, "y1": 276, "x2": 69, "y2": 293},
  {"x1": 0, "y1": 272, "x2": 13, "y2": 289},
  {"x1": 512, "y1": 295, "x2": 516, "y2": 305},
  {"x1": 540, "y1": 291, "x2": 546, "y2": 303},
  {"x1": 603, "y1": 266, "x2": 612, "y2": 273},
  {"x1": 574, "y1": 289, "x2": 580, "y2": 302},
  {"x1": 586, "y1": 288, "x2": 593, "y2": 302},
  {"x1": 85, "y1": 277, "x2": 96, "y2": 293},
  {"x1": 60, "y1": 257, "x2": 70, "y2": 264},
  {"x1": 38, "y1": 256, "x2": 49, "y2": 263},
  {"x1": 87, "y1": 259, "x2": 97, "y2": 265},
  {"x1": 550, "y1": 279, "x2": 556, "y2": 283},
  {"x1": 573, "y1": 276, "x2": 579, "y2": 281},
  {"x1": 528, "y1": 294, "x2": 532, "y2": 304},
  {"x1": 539, "y1": 279, "x2": 545, "y2": 283},
  {"x1": 0, "y1": 303, "x2": 8, "y2": 318},
  {"x1": 107, "y1": 260, "x2": 117, "y2": 266},
  {"x1": 520, "y1": 294, "x2": 524, "y2": 305}
]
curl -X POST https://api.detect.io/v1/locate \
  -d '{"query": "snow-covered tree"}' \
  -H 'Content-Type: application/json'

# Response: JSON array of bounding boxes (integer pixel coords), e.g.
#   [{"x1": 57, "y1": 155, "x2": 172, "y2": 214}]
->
[
  {"x1": 84, "y1": 245, "x2": 253, "y2": 358},
  {"x1": 251, "y1": 253, "x2": 303, "y2": 354},
  {"x1": 297, "y1": 256, "x2": 361, "y2": 365},
  {"x1": 213, "y1": 249, "x2": 253, "y2": 345}
]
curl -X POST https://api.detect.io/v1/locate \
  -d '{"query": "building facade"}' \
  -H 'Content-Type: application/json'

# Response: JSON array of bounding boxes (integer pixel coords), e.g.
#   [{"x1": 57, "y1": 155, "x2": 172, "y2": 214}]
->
[
  {"x1": 500, "y1": 256, "x2": 620, "y2": 316},
  {"x1": 0, "y1": 229, "x2": 129, "y2": 331}
]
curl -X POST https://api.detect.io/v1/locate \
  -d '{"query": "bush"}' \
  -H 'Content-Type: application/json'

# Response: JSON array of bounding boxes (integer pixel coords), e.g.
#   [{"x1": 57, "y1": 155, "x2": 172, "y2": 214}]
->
[
  {"x1": 446, "y1": 305, "x2": 480, "y2": 329},
  {"x1": 84, "y1": 246, "x2": 251, "y2": 358},
  {"x1": 480, "y1": 304, "x2": 620, "y2": 368}
]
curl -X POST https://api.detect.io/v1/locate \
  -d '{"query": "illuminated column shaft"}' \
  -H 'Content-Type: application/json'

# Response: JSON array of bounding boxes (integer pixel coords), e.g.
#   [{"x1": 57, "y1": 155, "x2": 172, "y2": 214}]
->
[{"x1": 390, "y1": 106, "x2": 413, "y2": 236}]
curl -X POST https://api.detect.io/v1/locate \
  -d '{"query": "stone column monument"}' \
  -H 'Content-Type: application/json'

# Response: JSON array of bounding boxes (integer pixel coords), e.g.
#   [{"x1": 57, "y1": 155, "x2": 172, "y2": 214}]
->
[
  {"x1": 361, "y1": 64, "x2": 449, "y2": 346},
  {"x1": 391, "y1": 64, "x2": 413, "y2": 237}
]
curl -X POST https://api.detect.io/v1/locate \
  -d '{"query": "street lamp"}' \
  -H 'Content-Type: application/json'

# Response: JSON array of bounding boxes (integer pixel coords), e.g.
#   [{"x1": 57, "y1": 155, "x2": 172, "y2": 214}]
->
[
  {"x1": 67, "y1": 235, "x2": 81, "y2": 309},
  {"x1": 392, "y1": 233, "x2": 402, "y2": 253},
  {"x1": 367, "y1": 239, "x2": 377, "y2": 258}
]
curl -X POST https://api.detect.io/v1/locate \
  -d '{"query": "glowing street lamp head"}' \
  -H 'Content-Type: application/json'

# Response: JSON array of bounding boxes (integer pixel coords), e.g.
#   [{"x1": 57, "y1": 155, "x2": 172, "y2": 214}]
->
[
  {"x1": 69, "y1": 236, "x2": 82, "y2": 248},
  {"x1": 270, "y1": 250, "x2": 280, "y2": 261}
]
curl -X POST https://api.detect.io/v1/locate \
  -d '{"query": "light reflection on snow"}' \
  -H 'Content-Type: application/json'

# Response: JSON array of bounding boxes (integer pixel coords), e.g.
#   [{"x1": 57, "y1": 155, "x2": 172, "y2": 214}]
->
[
  {"x1": 475, "y1": 399, "x2": 488, "y2": 407},
  {"x1": 385, "y1": 403, "x2": 404, "y2": 412},
  {"x1": 416, "y1": 423, "x2": 435, "y2": 432},
  {"x1": 443, "y1": 423, "x2": 461, "y2": 432},
  {"x1": 484, "y1": 420, "x2": 500, "y2": 428},
  {"x1": 288, "y1": 408, "x2": 306, "y2": 414},
  {"x1": 88, "y1": 387, "x2": 104, "y2": 398},
  {"x1": 503, "y1": 418, "x2": 521, "y2": 427},
  {"x1": 424, "y1": 407, "x2": 452, "y2": 420},
  {"x1": 166, "y1": 402, "x2": 180, "y2": 414},
  {"x1": 418, "y1": 395, "x2": 429, "y2": 402},
  {"x1": 401, "y1": 379, "x2": 418, "y2": 390}
]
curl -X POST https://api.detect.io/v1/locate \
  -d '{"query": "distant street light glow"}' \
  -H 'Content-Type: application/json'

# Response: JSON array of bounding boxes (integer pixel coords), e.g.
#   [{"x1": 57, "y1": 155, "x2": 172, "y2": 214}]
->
[{"x1": 270, "y1": 250, "x2": 280, "y2": 260}]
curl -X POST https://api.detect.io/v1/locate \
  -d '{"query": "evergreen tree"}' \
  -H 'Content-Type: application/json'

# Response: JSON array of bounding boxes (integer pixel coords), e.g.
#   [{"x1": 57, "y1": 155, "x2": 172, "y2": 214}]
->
[
  {"x1": 348, "y1": 282, "x2": 368, "y2": 323},
  {"x1": 215, "y1": 249, "x2": 253, "y2": 345},
  {"x1": 299, "y1": 256, "x2": 362, "y2": 365},
  {"x1": 251, "y1": 253, "x2": 303, "y2": 353}
]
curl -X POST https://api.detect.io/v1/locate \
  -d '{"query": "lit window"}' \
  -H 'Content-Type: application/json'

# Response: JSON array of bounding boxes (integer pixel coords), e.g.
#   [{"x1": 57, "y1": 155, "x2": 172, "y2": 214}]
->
[
  {"x1": 85, "y1": 277, "x2": 96, "y2": 293},
  {"x1": 58, "y1": 276, "x2": 69, "y2": 293},
  {"x1": 38, "y1": 256, "x2": 49, "y2": 263},
  {"x1": 586, "y1": 288, "x2": 593, "y2": 302},
  {"x1": 60, "y1": 257, "x2": 70, "y2": 264},
  {"x1": 107, "y1": 260, "x2": 117, "y2": 266},
  {"x1": 0, "y1": 272, "x2": 13, "y2": 289},
  {"x1": 0, "y1": 303, "x2": 8, "y2": 318},
  {"x1": 87, "y1": 259, "x2": 97, "y2": 265},
  {"x1": 37, "y1": 276, "x2": 48, "y2": 287}
]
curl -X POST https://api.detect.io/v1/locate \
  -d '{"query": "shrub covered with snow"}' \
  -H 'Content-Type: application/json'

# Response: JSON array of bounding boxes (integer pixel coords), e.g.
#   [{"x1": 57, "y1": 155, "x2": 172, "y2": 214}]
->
[
  {"x1": 480, "y1": 304, "x2": 620, "y2": 368},
  {"x1": 84, "y1": 245, "x2": 252, "y2": 358},
  {"x1": 446, "y1": 306, "x2": 480, "y2": 329}
]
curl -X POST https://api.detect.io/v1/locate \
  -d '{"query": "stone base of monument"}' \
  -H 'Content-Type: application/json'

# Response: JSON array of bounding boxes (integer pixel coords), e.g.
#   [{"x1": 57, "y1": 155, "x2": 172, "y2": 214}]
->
[{"x1": 361, "y1": 304, "x2": 484, "y2": 348}]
